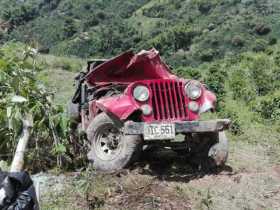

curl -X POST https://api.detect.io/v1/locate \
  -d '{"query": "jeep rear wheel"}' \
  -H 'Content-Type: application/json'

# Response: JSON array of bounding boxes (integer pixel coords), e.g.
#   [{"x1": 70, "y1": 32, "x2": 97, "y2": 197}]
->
[
  {"x1": 87, "y1": 113, "x2": 142, "y2": 172},
  {"x1": 187, "y1": 131, "x2": 228, "y2": 169}
]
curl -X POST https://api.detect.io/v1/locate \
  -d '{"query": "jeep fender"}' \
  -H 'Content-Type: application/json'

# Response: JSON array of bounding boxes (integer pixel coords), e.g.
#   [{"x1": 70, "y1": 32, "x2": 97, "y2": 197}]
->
[
  {"x1": 95, "y1": 95, "x2": 139, "y2": 121},
  {"x1": 199, "y1": 89, "x2": 217, "y2": 114}
]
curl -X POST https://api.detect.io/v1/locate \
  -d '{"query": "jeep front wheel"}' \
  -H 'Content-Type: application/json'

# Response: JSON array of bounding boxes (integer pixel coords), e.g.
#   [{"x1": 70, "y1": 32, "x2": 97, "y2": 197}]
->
[
  {"x1": 87, "y1": 113, "x2": 142, "y2": 171},
  {"x1": 187, "y1": 131, "x2": 228, "y2": 169}
]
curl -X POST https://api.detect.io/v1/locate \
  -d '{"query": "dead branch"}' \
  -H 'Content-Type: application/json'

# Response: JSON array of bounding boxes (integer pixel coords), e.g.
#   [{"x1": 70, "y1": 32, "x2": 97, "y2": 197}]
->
[{"x1": 10, "y1": 115, "x2": 33, "y2": 172}]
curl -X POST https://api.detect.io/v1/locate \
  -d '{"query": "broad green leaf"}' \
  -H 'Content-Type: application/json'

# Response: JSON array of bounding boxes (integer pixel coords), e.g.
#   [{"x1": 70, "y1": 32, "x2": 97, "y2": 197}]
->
[{"x1": 52, "y1": 143, "x2": 67, "y2": 155}]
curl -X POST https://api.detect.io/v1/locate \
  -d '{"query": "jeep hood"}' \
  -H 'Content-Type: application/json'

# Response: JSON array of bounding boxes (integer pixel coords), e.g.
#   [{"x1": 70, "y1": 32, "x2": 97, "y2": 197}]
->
[{"x1": 86, "y1": 49, "x2": 177, "y2": 84}]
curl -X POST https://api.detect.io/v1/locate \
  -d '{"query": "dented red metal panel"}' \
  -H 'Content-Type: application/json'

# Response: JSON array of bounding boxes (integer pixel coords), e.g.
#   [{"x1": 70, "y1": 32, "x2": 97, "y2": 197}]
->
[
  {"x1": 92, "y1": 78, "x2": 216, "y2": 123},
  {"x1": 86, "y1": 49, "x2": 177, "y2": 84},
  {"x1": 85, "y1": 49, "x2": 217, "y2": 123},
  {"x1": 95, "y1": 94, "x2": 139, "y2": 120}
]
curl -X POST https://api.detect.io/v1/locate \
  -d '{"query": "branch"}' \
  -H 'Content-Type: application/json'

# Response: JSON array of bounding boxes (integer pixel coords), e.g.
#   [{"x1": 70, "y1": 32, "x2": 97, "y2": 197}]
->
[{"x1": 10, "y1": 115, "x2": 33, "y2": 172}]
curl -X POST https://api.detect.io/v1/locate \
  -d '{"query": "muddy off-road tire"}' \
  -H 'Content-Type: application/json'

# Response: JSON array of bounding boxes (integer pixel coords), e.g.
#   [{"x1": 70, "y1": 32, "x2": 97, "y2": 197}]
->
[
  {"x1": 87, "y1": 113, "x2": 142, "y2": 172},
  {"x1": 187, "y1": 131, "x2": 228, "y2": 169}
]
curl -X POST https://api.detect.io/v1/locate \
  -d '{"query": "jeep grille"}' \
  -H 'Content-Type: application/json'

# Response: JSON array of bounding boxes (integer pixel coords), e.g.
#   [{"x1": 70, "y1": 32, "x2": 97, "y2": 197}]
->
[{"x1": 149, "y1": 80, "x2": 188, "y2": 121}]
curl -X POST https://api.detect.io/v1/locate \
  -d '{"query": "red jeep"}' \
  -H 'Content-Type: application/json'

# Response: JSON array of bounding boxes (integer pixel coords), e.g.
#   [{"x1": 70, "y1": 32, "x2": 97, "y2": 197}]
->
[{"x1": 70, "y1": 49, "x2": 230, "y2": 171}]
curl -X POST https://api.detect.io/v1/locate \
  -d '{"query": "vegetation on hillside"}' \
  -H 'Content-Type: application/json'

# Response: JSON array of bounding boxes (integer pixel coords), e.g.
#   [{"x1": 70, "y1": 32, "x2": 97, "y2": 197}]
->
[
  {"x1": 0, "y1": 1, "x2": 280, "y2": 209},
  {"x1": 0, "y1": 0, "x2": 279, "y2": 67},
  {"x1": 176, "y1": 44, "x2": 280, "y2": 136}
]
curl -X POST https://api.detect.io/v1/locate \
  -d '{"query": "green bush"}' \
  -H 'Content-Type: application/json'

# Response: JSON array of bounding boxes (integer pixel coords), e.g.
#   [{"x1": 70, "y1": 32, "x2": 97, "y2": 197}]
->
[
  {"x1": 254, "y1": 92, "x2": 280, "y2": 121},
  {"x1": 194, "y1": 0, "x2": 213, "y2": 14},
  {"x1": 229, "y1": 68, "x2": 256, "y2": 102},
  {"x1": 219, "y1": 107, "x2": 243, "y2": 135},
  {"x1": 199, "y1": 49, "x2": 217, "y2": 62},
  {"x1": 205, "y1": 64, "x2": 226, "y2": 95},
  {"x1": 143, "y1": 5, "x2": 166, "y2": 18},
  {"x1": 0, "y1": 43, "x2": 71, "y2": 170},
  {"x1": 268, "y1": 37, "x2": 277, "y2": 45},
  {"x1": 175, "y1": 66, "x2": 202, "y2": 80},
  {"x1": 252, "y1": 39, "x2": 268, "y2": 52},
  {"x1": 248, "y1": 54, "x2": 273, "y2": 95},
  {"x1": 63, "y1": 17, "x2": 77, "y2": 38},
  {"x1": 142, "y1": 0, "x2": 182, "y2": 19},
  {"x1": 2, "y1": 3, "x2": 39, "y2": 26},
  {"x1": 227, "y1": 52, "x2": 275, "y2": 97},
  {"x1": 231, "y1": 35, "x2": 245, "y2": 47},
  {"x1": 147, "y1": 24, "x2": 200, "y2": 55}
]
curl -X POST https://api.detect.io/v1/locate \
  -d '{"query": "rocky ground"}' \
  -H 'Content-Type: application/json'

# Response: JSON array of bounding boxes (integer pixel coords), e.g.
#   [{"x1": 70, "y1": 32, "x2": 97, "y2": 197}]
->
[{"x1": 33, "y1": 139, "x2": 280, "y2": 210}]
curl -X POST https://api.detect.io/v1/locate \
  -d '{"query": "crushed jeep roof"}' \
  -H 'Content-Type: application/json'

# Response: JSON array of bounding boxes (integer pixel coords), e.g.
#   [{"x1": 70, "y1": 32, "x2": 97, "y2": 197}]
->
[{"x1": 86, "y1": 49, "x2": 177, "y2": 84}]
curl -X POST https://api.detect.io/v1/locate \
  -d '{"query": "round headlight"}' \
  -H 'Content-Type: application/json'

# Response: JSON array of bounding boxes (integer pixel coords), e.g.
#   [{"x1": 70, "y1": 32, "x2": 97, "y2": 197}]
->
[
  {"x1": 133, "y1": 85, "x2": 150, "y2": 102},
  {"x1": 188, "y1": 101, "x2": 200, "y2": 112},
  {"x1": 140, "y1": 104, "x2": 152, "y2": 116},
  {"x1": 185, "y1": 81, "x2": 202, "y2": 100}
]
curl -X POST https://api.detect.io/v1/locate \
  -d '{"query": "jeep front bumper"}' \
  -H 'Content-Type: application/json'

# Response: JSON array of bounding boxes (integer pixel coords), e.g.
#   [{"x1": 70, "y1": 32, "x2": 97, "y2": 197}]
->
[{"x1": 124, "y1": 119, "x2": 231, "y2": 137}]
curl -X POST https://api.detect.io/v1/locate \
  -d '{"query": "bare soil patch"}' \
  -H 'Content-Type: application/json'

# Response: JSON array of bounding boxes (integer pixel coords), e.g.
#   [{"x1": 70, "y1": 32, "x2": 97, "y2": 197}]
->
[{"x1": 36, "y1": 140, "x2": 280, "y2": 210}]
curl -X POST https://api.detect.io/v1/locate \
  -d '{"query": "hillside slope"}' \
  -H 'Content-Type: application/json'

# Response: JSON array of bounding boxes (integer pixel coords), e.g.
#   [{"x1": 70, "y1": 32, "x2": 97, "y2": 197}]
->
[
  {"x1": 1, "y1": 0, "x2": 280, "y2": 67},
  {"x1": 36, "y1": 135, "x2": 280, "y2": 210},
  {"x1": 0, "y1": 0, "x2": 279, "y2": 207}
]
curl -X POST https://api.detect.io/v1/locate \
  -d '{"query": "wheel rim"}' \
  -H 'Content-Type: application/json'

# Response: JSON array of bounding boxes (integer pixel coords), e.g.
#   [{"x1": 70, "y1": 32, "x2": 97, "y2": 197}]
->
[{"x1": 93, "y1": 124, "x2": 124, "y2": 161}]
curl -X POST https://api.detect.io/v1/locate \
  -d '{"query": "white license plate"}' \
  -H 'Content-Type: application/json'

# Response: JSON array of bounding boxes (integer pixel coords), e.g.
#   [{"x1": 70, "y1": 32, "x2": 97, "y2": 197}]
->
[{"x1": 144, "y1": 123, "x2": 175, "y2": 140}]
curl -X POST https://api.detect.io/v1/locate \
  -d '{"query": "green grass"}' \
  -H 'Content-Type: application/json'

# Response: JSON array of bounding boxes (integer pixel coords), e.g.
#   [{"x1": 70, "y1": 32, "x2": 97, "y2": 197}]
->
[
  {"x1": 37, "y1": 54, "x2": 85, "y2": 106},
  {"x1": 37, "y1": 54, "x2": 84, "y2": 72}
]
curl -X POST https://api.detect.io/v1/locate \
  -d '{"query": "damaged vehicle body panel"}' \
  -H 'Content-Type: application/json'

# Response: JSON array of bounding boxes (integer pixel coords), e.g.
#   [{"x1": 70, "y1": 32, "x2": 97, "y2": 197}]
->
[
  {"x1": 70, "y1": 49, "x2": 231, "y2": 172},
  {"x1": 85, "y1": 49, "x2": 216, "y2": 122},
  {"x1": 85, "y1": 49, "x2": 177, "y2": 84}
]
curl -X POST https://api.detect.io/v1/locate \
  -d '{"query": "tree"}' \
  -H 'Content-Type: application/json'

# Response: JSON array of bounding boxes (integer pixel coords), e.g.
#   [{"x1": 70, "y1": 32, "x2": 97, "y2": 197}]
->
[{"x1": 0, "y1": 43, "x2": 68, "y2": 169}]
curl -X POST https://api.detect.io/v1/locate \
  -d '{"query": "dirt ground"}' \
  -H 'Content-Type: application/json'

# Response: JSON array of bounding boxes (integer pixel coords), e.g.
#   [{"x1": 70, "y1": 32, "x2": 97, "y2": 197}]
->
[{"x1": 34, "y1": 138, "x2": 280, "y2": 210}]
